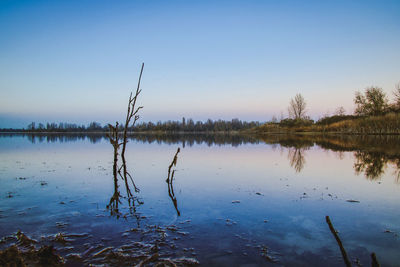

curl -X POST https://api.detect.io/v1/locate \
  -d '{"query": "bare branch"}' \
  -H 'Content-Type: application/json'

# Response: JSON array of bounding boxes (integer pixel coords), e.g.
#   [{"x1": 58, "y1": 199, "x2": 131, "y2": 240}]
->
[
  {"x1": 121, "y1": 63, "x2": 144, "y2": 159},
  {"x1": 325, "y1": 216, "x2": 352, "y2": 267}
]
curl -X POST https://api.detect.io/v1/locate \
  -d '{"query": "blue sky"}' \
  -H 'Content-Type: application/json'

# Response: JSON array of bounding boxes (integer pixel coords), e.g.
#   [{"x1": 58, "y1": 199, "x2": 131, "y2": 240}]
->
[{"x1": 1, "y1": 0, "x2": 399, "y2": 128}]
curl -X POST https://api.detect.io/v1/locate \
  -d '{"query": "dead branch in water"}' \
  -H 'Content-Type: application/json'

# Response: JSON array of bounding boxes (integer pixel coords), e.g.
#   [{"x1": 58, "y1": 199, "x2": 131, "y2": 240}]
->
[
  {"x1": 326, "y1": 216, "x2": 382, "y2": 267},
  {"x1": 106, "y1": 63, "x2": 144, "y2": 218},
  {"x1": 166, "y1": 148, "x2": 180, "y2": 183},
  {"x1": 115, "y1": 63, "x2": 144, "y2": 216},
  {"x1": 121, "y1": 63, "x2": 144, "y2": 159},
  {"x1": 325, "y1": 216, "x2": 352, "y2": 267},
  {"x1": 371, "y1": 253, "x2": 380, "y2": 267},
  {"x1": 166, "y1": 148, "x2": 181, "y2": 216}
]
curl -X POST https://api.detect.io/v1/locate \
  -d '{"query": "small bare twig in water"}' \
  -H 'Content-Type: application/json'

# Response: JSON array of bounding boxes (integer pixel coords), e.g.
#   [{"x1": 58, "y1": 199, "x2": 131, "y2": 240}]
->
[
  {"x1": 326, "y1": 216, "x2": 381, "y2": 267},
  {"x1": 166, "y1": 148, "x2": 180, "y2": 183},
  {"x1": 325, "y1": 216, "x2": 352, "y2": 267},
  {"x1": 166, "y1": 148, "x2": 181, "y2": 216},
  {"x1": 371, "y1": 253, "x2": 380, "y2": 267}
]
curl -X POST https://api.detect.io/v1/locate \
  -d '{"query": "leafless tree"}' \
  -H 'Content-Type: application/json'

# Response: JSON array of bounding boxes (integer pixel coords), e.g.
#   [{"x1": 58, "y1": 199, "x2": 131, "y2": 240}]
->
[
  {"x1": 335, "y1": 106, "x2": 346, "y2": 116},
  {"x1": 393, "y1": 82, "x2": 400, "y2": 109},
  {"x1": 288, "y1": 93, "x2": 307, "y2": 119}
]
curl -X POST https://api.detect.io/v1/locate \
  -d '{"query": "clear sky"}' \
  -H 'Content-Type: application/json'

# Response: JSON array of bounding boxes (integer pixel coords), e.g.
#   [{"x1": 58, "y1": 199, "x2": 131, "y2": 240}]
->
[{"x1": 1, "y1": 0, "x2": 399, "y2": 128}]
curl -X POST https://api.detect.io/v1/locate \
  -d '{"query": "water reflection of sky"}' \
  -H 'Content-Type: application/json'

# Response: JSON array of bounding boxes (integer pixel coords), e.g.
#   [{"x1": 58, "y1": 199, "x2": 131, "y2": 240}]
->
[{"x1": 0, "y1": 135, "x2": 399, "y2": 266}]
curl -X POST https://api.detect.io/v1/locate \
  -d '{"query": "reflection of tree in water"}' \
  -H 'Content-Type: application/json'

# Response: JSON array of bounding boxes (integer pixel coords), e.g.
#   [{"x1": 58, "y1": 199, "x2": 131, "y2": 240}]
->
[
  {"x1": 9, "y1": 131, "x2": 400, "y2": 182},
  {"x1": 354, "y1": 151, "x2": 386, "y2": 180},
  {"x1": 262, "y1": 134, "x2": 400, "y2": 181},
  {"x1": 287, "y1": 147, "x2": 307, "y2": 173},
  {"x1": 23, "y1": 133, "x2": 104, "y2": 144},
  {"x1": 394, "y1": 159, "x2": 400, "y2": 183},
  {"x1": 354, "y1": 151, "x2": 400, "y2": 182},
  {"x1": 14, "y1": 132, "x2": 261, "y2": 146},
  {"x1": 166, "y1": 148, "x2": 181, "y2": 216},
  {"x1": 106, "y1": 123, "x2": 143, "y2": 219},
  {"x1": 335, "y1": 151, "x2": 345, "y2": 160}
]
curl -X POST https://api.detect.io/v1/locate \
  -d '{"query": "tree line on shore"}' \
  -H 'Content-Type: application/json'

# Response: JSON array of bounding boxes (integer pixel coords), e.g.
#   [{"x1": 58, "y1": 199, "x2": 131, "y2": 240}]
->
[
  {"x1": 0, "y1": 118, "x2": 261, "y2": 133},
  {"x1": 262, "y1": 83, "x2": 400, "y2": 132},
  {"x1": 1, "y1": 83, "x2": 399, "y2": 134}
]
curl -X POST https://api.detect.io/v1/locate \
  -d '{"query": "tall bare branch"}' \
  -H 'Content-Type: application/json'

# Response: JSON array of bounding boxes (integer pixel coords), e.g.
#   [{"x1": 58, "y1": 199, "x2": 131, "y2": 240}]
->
[{"x1": 121, "y1": 63, "x2": 144, "y2": 159}]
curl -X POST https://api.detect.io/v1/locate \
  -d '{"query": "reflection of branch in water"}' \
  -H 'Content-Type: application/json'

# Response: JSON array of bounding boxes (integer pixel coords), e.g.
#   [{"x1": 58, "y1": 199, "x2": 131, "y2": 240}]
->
[
  {"x1": 288, "y1": 147, "x2": 306, "y2": 173},
  {"x1": 107, "y1": 152, "x2": 143, "y2": 220},
  {"x1": 394, "y1": 159, "x2": 400, "y2": 184},
  {"x1": 118, "y1": 153, "x2": 143, "y2": 215},
  {"x1": 166, "y1": 148, "x2": 181, "y2": 216},
  {"x1": 354, "y1": 151, "x2": 386, "y2": 180},
  {"x1": 108, "y1": 170, "x2": 122, "y2": 217},
  {"x1": 106, "y1": 123, "x2": 143, "y2": 220},
  {"x1": 106, "y1": 122, "x2": 122, "y2": 217}
]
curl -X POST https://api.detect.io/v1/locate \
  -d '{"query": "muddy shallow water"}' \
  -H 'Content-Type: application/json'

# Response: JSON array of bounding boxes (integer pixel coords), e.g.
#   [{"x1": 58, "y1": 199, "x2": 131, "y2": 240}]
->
[{"x1": 0, "y1": 133, "x2": 399, "y2": 266}]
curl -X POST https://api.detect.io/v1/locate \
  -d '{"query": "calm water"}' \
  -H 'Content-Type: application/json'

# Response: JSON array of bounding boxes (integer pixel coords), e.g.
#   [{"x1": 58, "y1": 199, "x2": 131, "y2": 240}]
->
[{"x1": 0, "y1": 133, "x2": 399, "y2": 266}]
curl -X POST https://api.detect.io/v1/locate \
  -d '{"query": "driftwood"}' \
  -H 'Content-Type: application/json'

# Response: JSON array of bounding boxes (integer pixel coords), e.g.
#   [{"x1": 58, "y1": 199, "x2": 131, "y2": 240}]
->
[
  {"x1": 371, "y1": 253, "x2": 380, "y2": 267},
  {"x1": 326, "y1": 216, "x2": 381, "y2": 267},
  {"x1": 325, "y1": 216, "x2": 352, "y2": 267}
]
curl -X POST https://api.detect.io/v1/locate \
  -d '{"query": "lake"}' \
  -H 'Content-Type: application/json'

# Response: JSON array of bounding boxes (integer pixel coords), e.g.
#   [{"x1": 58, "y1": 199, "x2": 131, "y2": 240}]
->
[{"x1": 0, "y1": 133, "x2": 399, "y2": 266}]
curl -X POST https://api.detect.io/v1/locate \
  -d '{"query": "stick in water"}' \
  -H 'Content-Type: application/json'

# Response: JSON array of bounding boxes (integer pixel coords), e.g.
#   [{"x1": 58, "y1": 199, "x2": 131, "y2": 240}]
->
[{"x1": 325, "y1": 216, "x2": 352, "y2": 267}]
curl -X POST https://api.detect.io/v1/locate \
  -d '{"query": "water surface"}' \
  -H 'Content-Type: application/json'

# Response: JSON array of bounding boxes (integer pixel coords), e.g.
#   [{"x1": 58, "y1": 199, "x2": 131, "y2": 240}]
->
[{"x1": 0, "y1": 133, "x2": 399, "y2": 266}]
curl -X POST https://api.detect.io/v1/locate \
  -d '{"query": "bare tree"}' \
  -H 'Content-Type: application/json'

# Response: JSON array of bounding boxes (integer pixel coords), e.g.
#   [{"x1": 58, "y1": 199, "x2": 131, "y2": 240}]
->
[
  {"x1": 393, "y1": 82, "x2": 400, "y2": 109},
  {"x1": 288, "y1": 93, "x2": 307, "y2": 119},
  {"x1": 335, "y1": 106, "x2": 346, "y2": 116}
]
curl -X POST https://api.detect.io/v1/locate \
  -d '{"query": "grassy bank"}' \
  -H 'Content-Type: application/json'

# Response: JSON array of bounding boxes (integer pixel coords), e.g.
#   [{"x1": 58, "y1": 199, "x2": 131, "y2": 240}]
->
[{"x1": 252, "y1": 113, "x2": 400, "y2": 135}]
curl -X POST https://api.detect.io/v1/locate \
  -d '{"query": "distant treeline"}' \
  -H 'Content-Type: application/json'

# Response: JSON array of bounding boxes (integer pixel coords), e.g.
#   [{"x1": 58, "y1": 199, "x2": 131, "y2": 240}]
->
[
  {"x1": 0, "y1": 118, "x2": 261, "y2": 133},
  {"x1": 0, "y1": 121, "x2": 106, "y2": 132},
  {"x1": 132, "y1": 118, "x2": 260, "y2": 132}
]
